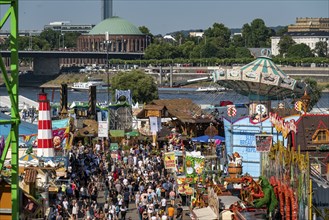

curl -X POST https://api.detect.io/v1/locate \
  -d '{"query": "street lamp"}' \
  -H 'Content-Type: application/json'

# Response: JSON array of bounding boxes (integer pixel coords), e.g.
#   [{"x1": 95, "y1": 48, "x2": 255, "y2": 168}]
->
[
  {"x1": 28, "y1": 32, "x2": 32, "y2": 50},
  {"x1": 58, "y1": 34, "x2": 61, "y2": 49},
  {"x1": 58, "y1": 33, "x2": 64, "y2": 49},
  {"x1": 62, "y1": 33, "x2": 65, "y2": 49},
  {"x1": 105, "y1": 32, "x2": 110, "y2": 105},
  {"x1": 105, "y1": 31, "x2": 111, "y2": 131}
]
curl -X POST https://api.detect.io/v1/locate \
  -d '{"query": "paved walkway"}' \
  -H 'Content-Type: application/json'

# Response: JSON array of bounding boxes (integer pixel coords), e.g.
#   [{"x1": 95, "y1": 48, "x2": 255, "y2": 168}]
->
[{"x1": 96, "y1": 188, "x2": 192, "y2": 220}]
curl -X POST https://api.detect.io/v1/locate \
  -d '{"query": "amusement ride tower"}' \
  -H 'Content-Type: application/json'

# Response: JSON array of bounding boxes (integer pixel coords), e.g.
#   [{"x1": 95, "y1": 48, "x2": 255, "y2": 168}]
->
[
  {"x1": 0, "y1": 0, "x2": 20, "y2": 219},
  {"x1": 212, "y1": 49, "x2": 307, "y2": 177}
]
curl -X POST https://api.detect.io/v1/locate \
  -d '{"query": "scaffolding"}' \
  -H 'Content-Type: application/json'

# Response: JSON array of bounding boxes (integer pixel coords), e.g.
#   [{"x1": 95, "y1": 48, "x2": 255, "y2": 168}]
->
[
  {"x1": 0, "y1": 1, "x2": 20, "y2": 219},
  {"x1": 109, "y1": 105, "x2": 132, "y2": 130}
]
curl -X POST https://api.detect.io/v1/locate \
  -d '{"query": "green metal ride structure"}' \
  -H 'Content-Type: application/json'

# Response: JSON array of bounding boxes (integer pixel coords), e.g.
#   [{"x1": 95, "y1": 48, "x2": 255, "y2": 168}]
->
[{"x1": 0, "y1": 0, "x2": 20, "y2": 219}]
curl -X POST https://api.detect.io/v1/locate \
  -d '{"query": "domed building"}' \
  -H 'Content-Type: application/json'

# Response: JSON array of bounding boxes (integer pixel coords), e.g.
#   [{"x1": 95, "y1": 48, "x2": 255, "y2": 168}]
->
[
  {"x1": 63, "y1": 17, "x2": 148, "y2": 66},
  {"x1": 77, "y1": 16, "x2": 148, "y2": 53}
]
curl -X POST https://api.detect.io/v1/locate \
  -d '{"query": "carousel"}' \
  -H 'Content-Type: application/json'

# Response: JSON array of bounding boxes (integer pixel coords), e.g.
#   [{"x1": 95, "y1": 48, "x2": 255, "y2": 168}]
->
[
  {"x1": 213, "y1": 48, "x2": 306, "y2": 101},
  {"x1": 205, "y1": 49, "x2": 313, "y2": 219}
]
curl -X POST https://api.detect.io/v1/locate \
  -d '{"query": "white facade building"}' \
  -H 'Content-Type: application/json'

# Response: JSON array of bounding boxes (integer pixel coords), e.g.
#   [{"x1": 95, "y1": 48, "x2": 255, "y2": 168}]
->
[
  {"x1": 271, "y1": 31, "x2": 329, "y2": 56},
  {"x1": 189, "y1": 32, "x2": 204, "y2": 38}
]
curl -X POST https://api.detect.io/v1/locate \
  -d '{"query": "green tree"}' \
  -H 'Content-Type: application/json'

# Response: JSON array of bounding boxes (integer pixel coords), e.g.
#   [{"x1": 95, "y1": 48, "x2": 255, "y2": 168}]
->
[
  {"x1": 62, "y1": 32, "x2": 81, "y2": 49},
  {"x1": 18, "y1": 36, "x2": 31, "y2": 50},
  {"x1": 313, "y1": 41, "x2": 328, "y2": 57},
  {"x1": 173, "y1": 32, "x2": 185, "y2": 45},
  {"x1": 286, "y1": 43, "x2": 313, "y2": 58},
  {"x1": 202, "y1": 40, "x2": 220, "y2": 58},
  {"x1": 204, "y1": 23, "x2": 231, "y2": 48},
  {"x1": 110, "y1": 70, "x2": 159, "y2": 103},
  {"x1": 225, "y1": 46, "x2": 236, "y2": 58},
  {"x1": 179, "y1": 41, "x2": 196, "y2": 59},
  {"x1": 144, "y1": 42, "x2": 181, "y2": 59},
  {"x1": 189, "y1": 44, "x2": 203, "y2": 59},
  {"x1": 0, "y1": 38, "x2": 10, "y2": 50},
  {"x1": 242, "y1": 23, "x2": 252, "y2": 47},
  {"x1": 139, "y1": 26, "x2": 151, "y2": 35},
  {"x1": 303, "y1": 78, "x2": 323, "y2": 111},
  {"x1": 231, "y1": 34, "x2": 245, "y2": 48},
  {"x1": 276, "y1": 26, "x2": 288, "y2": 36},
  {"x1": 278, "y1": 35, "x2": 295, "y2": 56},
  {"x1": 242, "y1": 19, "x2": 271, "y2": 47},
  {"x1": 39, "y1": 28, "x2": 60, "y2": 49},
  {"x1": 235, "y1": 47, "x2": 252, "y2": 58}
]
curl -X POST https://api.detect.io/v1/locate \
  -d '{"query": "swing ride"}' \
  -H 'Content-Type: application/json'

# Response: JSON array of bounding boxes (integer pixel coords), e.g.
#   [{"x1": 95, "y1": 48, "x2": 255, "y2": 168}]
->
[{"x1": 187, "y1": 49, "x2": 325, "y2": 219}]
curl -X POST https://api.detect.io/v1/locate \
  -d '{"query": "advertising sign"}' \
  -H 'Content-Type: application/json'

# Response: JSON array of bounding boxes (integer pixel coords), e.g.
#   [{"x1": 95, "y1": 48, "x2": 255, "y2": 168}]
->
[
  {"x1": 98, "y1": 121, "x2": 109, "y2": 138},
  {"x1": 255, "y1": 134, "x2": 273, "y2": 152},
  {"x1": 164, "y1": 152, "x2": 176, "y2": 169},
  {"x1": 110, "y1": 143, "x2": 119, "y2": 151},
  {"x1": 269, "y1": 112, "x2": 297, "y2": 138},
  {"x1": 185, "y1": 155, "x2": 205, "y2": 183},
  {"x1": 110, "y1": 150, "x2": 118, "y2": 159},
  {"x1": 150, "y1": 117, "x2": 162, "y2": 133},
  {"x1": 177, "y1": 177, "x2": 194, "y2": 195}
]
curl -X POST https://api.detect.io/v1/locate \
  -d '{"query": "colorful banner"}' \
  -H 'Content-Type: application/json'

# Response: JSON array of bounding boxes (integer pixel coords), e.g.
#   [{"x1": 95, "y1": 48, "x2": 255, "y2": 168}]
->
[
  {"x1": 19, "y1": 128, "x2": 68, "y2": 150},
  {"x1": 98, "y1": 121, "x2": 109, "y2": 138},
  {"x1": 185, "y1": 155, "x2": 205, "y2": 183},
  {"x1": 249, "y1": 102, "x2": 269, "y2": 124},
  {"x1": 110, "y1": 143, "x2": 119, "y2": 151},
  {"x1": 150, "y1": 117, "x2": 161, "y2": 133},
  {"x1": 255, "y1": 134, "x2": 273, "y2": 152},
  {"x1": 110, "y1": 150, "x2": 118, "y2": 159},
  {"x1": 164, "y1": 152, "x2": 176, "y2": 169},
  {"x1": 177, "y1": 176, "x2": 193, "y2": 195}
]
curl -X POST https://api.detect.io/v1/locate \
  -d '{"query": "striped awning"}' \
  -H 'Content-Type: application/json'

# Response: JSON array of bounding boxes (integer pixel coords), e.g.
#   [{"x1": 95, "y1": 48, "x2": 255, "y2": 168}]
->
[
  {"x1": 240, "y1": 57, "x2": 287, "y2": 79},
  {"x1": 214, "y1": 53, "x2": 306, "y2": 100}
]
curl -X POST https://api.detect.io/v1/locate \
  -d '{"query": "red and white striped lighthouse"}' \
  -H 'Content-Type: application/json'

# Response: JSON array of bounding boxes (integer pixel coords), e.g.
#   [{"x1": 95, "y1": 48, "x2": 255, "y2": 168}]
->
[{"x1": 37, "y1": 89, "x2": 54, "y2": 157}]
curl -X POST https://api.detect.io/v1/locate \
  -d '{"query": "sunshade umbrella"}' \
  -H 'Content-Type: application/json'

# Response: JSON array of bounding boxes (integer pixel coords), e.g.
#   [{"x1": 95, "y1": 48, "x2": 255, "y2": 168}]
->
[
  {"x1": 191, "y1": 135, "x2": 225, "y2": 143},
  {"x1": 19, "y1": 153, "x2": 39, "y2": 162},
  {"x1": 125, "y1": 130, "x2": 139, "y2": 137},
  {"x1": 19, "y1": 153, "x2": 39, "y2": 166}
]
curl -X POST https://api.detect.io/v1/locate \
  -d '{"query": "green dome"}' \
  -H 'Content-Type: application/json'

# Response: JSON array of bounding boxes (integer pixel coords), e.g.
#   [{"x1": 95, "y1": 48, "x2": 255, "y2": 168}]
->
[{"x1": 89, "y1": 16, "x2": 143, "y2": 35}]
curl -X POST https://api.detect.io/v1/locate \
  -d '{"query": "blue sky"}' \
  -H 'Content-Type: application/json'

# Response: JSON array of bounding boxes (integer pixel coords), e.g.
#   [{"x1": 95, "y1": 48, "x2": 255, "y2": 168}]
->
[{"x1": 7, "y1": 0, "x2": 329, "y2": 35}]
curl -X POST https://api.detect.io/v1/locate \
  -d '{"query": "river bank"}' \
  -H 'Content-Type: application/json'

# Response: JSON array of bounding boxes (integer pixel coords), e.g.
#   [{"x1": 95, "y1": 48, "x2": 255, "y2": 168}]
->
[
  {"x1": 30, "y1": 72, "x2": 329, "y2": 92},
  {"x1": 1, "y1": 71, "x2": 328, "y2": 92}
]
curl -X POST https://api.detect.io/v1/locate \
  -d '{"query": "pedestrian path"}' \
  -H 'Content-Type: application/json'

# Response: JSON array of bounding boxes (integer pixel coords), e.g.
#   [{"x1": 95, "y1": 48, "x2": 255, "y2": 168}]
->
[
  {"x1": 96, "y1": 188, "x2": 140, "y2": 219},
  {"x1": 97, "y1": 188, "x2": 192, "y2": 220}
]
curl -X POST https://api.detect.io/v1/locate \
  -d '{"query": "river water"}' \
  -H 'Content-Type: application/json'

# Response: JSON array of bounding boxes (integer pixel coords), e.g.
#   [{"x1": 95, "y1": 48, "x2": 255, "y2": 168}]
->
[{"x1": 1, "y1": 87, "x2": 328, "y2": 109}]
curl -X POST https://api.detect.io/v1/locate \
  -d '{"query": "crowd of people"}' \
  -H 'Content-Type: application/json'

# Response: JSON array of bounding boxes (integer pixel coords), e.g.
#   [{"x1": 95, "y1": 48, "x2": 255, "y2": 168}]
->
[{"x1": 50, "y1": 139, "x2": 185, "y2": 220}]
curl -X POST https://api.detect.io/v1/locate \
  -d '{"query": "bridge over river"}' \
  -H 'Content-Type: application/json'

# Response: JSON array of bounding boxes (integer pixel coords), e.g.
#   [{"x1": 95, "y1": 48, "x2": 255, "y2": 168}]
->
[
  {"x1": 0, "y1": 50, "x2": 327, "y2": 83},
  {"x1": 0, "y1": 50, "x2": 143, "y2": 75}
]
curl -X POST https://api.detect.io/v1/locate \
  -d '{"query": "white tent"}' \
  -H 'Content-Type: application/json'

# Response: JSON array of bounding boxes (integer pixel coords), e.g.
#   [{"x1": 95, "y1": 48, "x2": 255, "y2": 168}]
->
[{"x1": 192, "y1": 206, "x2": 218, "y2": 220}]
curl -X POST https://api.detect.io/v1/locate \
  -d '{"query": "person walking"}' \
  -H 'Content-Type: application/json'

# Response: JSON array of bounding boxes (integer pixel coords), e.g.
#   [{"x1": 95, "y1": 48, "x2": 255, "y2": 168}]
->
[
  {"x1": 169, "y1": 190, "x2": 176, "y2": 206},
  {"x1": 167, "y1": 205, "x2": 175, "y2": 220},
  {"x1": 120, "y1": 205, "x2": 127, "y2": 220},
  {"x1": 123, "y1": 189, "x2": 130, "y2": 208},
  {"x1": 71, "y1": 200, "x2": 78, "y2": 220},
  {"x1": 176, "y1": 204, "x2": 183, "y2": 220},
  {"x1": 160, "y1": 197, "x2": 167, "y2": 212}
]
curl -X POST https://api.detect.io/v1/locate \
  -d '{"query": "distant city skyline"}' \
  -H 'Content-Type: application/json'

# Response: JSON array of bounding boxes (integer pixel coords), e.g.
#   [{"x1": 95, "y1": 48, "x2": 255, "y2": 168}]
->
[{"x1": 4, "y1": 0, "x2": 328, "y2": 35}]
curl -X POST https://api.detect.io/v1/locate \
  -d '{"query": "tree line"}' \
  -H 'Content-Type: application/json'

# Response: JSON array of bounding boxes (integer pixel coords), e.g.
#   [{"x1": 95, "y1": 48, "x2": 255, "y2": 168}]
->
[{"x1": 0, "y1": 18, "x2": 327, "y2": 64}]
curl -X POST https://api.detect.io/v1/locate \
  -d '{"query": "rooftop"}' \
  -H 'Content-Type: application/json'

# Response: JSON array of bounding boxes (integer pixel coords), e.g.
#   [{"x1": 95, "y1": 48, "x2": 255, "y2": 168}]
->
[{"x1": 88, "y1": 16, "x2": 143, "y2": 36}]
